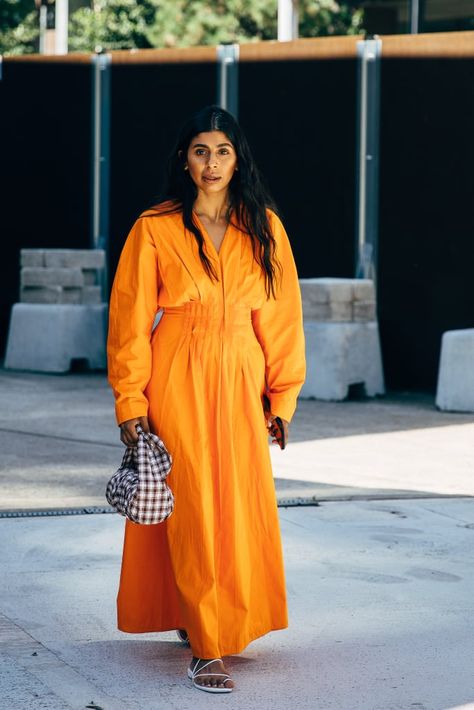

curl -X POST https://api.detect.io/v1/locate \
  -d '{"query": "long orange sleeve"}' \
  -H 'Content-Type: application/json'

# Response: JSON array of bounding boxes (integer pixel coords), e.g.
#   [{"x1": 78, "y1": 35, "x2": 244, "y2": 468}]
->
[
  {"x1": 251, "y1": 210, "x2": 306, "y2": 422},
  {"x1": 107, "y1": 217, "x2": 160, "y2": 425}
]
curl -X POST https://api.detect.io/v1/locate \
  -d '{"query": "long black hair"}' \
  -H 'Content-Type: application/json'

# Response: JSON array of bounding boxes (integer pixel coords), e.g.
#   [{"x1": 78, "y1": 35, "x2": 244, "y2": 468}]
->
[{"x1": 148, "y1": 105, "x2": 282, "y2": 298}]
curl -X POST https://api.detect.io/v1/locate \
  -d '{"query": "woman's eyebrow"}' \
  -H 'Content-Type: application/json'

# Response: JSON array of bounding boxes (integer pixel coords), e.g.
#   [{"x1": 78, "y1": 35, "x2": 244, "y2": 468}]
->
[{"x1": 192, "y1": 142, "x2": 233, "y2": 148}]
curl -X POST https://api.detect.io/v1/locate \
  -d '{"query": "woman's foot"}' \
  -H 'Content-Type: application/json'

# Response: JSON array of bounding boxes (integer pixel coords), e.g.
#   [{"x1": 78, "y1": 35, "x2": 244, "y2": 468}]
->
[{"x1": 188, "y1": 657, "x2": 234, "y2": 692}]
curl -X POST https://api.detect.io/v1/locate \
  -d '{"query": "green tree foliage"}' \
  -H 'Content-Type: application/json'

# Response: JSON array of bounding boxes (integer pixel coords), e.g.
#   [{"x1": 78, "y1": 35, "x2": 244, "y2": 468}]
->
[
  {"x1": 68, "y1": 0, "x2": 278, "y2": 52},
  {"x1": 69, "y1": 0, "x2": 157, "y2": 51},
  {"x1": 0, "y1": 0, "x2": 39, "y2": 54},
  {"x1": 1, "y1": 0, "x2": 365, "y2": 56},
  {"x1": 143, "y1": 0, "x2": 278, "y2": 49},
  {"x1": 300, "y1": 0, "x2": 364, "y2": 37},
  {"x1": 1, "y1": 0, "x2": 34, "y2": 31}
]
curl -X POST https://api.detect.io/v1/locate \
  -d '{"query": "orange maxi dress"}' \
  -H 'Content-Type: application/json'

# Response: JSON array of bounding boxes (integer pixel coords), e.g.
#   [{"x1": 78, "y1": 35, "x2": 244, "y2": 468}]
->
[{"x1": 107, "y1": 203, "x2": 306, "y2": 659}]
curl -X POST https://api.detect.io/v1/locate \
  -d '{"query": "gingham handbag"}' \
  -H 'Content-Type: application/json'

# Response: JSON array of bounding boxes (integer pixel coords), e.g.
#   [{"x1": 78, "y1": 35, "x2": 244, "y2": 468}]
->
[{"x1": 106, "y1": 424, "x2": 174, "y2": 524}]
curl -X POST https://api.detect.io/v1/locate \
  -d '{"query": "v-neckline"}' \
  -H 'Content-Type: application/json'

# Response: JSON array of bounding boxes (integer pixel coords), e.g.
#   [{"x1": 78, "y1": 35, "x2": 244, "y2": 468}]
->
[{"x1": 192, "y1": 210, "x2": 232, "y2": 259}]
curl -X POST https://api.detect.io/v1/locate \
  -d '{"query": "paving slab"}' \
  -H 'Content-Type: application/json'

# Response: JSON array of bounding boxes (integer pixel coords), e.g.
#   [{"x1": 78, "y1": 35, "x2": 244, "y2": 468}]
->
[
  {"x1": 1, "y1": 369, "x2": 474, "y2": 512},
  {"x1": 1, "y1": 499, "x2": 474, "y2": 709},
  {"x1": 1, "y1": 369, "x2": 474, "y2": 708}
]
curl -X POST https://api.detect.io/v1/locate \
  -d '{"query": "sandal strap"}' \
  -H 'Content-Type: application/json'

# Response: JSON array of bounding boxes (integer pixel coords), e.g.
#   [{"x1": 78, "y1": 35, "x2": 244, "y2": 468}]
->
[
  {"x1": 191, "y1": 658, "x2": 223, "y2": 676},
  {"x1": 193, "y1": 672, "x2": 231, "y2": 679}
]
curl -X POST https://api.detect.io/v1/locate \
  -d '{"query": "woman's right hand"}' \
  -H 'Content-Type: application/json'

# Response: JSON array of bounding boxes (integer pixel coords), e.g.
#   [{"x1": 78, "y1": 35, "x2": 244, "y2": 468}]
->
[{"x1": 119, "y1": 416, "x2": 150, "y2": 446}]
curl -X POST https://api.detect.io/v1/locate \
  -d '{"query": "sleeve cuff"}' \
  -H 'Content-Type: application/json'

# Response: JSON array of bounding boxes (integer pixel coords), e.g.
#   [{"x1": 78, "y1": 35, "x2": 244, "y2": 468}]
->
[
  {"x1": 115, "y1": 398, "x2": 149, "y2": 427},
  {"x1": 268, "y1": 392, "x2": 298, "y2": 423}
]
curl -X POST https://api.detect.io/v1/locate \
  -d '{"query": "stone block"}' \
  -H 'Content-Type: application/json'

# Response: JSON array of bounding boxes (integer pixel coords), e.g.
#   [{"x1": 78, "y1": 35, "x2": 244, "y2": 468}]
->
[
  {"x1": 300, "y1": 279, "x2": 330, "y2": 305},
  {"x1": 21, "y1": 250, "x2": 46, "y2": 267},
  {"x1": 353, "y1": 301, "x2": 376, "y2": 322},
  {"x1": 21, "y1": 286, "x2": 63, "y2": 304},
  {"x1": 314, "y1": 278, "x2": 354, "y2": 302},
  {"x1": 83, "y1": 269, "x2": 100, "y2": 286},
  {"x1": 21, "y1": 267, "x2": 84, "y2": 288},
  {"x1": 300, "y1": 278, "x2": 354, "y2": 307},
  {"x1": 300, "y1": 321, "x2": 385, "y2": 400},
  {"x1": 60, "y1": 288, "x2": 83, "y2": 305},
  {"x1": 82, "y1": 286, "x2": 103, "y2": 304},
  {"x1": 352, "y1": 279, "x2": 375, "y2": 302},
  {"x1": 304, "y1": 301, "x2": 353, "y2": 322},
  {"x1": 44, "y1": 249, "x2": 105, "y2": 269},
  {"x1": 436, "y1": 329, "x2": 474, "y2": 412},
  {"x1": 4, "y1": 303, "x2": 108, "y2": 372},
  {"x1": 300, "y1": 277, "x2": 377, "y2": 323}
]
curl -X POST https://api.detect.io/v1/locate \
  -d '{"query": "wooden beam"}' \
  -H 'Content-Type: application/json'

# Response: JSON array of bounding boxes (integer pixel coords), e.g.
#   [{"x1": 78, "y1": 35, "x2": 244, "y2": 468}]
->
[{"x1": 4, "y1": 31, "x2": 474, "y2": 65}]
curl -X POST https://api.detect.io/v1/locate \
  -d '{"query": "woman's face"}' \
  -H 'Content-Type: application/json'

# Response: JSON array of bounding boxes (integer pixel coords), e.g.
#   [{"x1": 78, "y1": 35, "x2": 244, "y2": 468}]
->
[{"x1": 184, "y1": 131, "x2": 238, "y2": 195}]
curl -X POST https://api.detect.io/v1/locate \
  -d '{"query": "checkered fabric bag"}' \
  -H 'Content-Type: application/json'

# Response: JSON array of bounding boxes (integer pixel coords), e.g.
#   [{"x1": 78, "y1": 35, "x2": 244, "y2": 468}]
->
[{"x1": 106, "y1": 424, "x2": 174, "y2": 524}]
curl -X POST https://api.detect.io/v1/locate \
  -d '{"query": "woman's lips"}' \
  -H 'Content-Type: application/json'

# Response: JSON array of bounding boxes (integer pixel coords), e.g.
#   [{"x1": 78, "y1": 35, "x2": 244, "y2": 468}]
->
[{"x1": 203, "y1": 175, "x2": 221, "y2": 183}]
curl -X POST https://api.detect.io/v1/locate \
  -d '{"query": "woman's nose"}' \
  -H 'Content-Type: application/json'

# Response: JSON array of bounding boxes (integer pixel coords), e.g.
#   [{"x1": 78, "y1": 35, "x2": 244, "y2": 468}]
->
[{"x1": 207, "y1": 154, "x2": 218, "y2": 167}]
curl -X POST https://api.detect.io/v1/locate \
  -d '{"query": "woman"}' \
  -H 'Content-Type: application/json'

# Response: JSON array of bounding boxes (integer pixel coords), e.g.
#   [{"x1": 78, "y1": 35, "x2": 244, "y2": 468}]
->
[{"x1": 107, "y1": 105, "x2": 306, "y2": 694}]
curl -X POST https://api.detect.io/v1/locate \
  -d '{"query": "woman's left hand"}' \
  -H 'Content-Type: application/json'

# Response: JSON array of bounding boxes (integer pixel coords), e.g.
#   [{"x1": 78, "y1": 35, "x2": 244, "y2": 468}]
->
[{"x1": 266, "y1": 414, "x2": 289, "y2": 448}]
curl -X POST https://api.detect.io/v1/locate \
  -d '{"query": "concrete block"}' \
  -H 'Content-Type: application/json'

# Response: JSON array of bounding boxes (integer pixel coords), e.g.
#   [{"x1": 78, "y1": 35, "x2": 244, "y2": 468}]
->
[
  {"x1": 300, "y1": 321, "x2": 385, "y2": 401},
  {"x1": 300, "y1": 280, "x2": 330, "y2": 305},
  {"x1": 21, "y1": 286, "x2": 63, "y2": 304},
  {"x1": 60, "y1": 288, "x2": 83, "y2": 305},
  {"x1": 352, "y1": 279, "x2": 375, "y2": 302},
  {"x1": 300, "y1": 278, "x2": 354, "y2": 306},
  {"x1": 4, "y1": 303, "x2": 108, "y2": 373},
  {"x1": 44, "y1": 250, "x2": 105, "y2": 269},
  {"x1": 353, "y1": 301, "x2": 376, "y2": 322},
  {"x1": 82, "y1": 286, "x2": 103, "y2": 304},
  {"x1": 436, "y1": 329, "x2": 474, "y2": 412},
  {"x1": 83, "y1": 269, "x2": 100, "y2": 286},
  {"x1": 300, "y1": 277, "x2": 377, "y2": 323},
  {"x1": 298, "y1": 277, "x2": 383, "y2": 399},
  {"x1": 21, "y1": 267, "x2": 84, "y2": 288},
  {"x1": 304, "y1": 301, "x2": 353, "y2": 322},
  {"x1": 20, "y1": 250, "x2": 46, "y2": 267}
]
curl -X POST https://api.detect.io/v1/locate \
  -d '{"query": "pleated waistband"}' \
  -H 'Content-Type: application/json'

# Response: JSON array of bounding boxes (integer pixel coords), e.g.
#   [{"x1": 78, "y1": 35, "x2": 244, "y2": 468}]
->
[
  {"x1": 161, "y1": 302, "x2": 253, "y2": 335},
  {"x1": 163, "y1": 301, "x2": 253, "y2": 333}
]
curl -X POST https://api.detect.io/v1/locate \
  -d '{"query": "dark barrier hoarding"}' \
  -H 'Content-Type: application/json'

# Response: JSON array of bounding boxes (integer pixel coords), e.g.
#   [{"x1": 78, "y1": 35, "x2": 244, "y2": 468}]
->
[
  {"x1": 0, "y1": 61, "x2": 91, "y2": 352},
  {"x1": 2, "y1": 34, "x2": 473, "y2": 392},
  {"x1": 378, "y1": 57, "x2": 474, "y2": 389}
]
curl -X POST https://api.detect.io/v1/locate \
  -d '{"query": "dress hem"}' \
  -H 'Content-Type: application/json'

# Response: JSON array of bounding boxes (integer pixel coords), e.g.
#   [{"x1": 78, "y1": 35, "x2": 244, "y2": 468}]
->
[{"x1": 117, "y1": 622, "x2": 289, "y2": 657}]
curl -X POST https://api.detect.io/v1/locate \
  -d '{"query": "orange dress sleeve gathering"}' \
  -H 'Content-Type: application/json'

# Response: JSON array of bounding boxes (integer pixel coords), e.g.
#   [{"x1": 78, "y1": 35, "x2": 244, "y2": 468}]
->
[{"x1": 107, "y1": 205, "x2": 306, "y2": 658}]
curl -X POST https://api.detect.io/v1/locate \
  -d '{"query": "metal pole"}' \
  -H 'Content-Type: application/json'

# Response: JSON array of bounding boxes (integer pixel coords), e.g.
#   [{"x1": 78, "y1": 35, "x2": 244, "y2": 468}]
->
[
  {"x1": 216, "y1": 44, "x2": 239, "y2": 119},
  {"x1": 355, "y1": 38, "x2": 382, "y2": 282},
  {"x1": 409, "y1": 0, "x2": 420, "y2": 34},
  {"x1": 91, "y1": 53, "x2": 111, "y2": 296},
  {"x1": 278, "y1": 0, "x2": 299, "y2": 41},
  {"x1": 55, "y1": 0, "x2": 69, "y2": 54},
  {"x1": 39, "y1": 5, "x2": 47, "y2": 55}
]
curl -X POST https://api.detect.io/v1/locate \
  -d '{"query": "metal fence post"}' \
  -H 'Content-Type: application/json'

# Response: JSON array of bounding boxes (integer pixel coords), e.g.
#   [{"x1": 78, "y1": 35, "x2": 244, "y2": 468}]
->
[
  {"x1": 278, "y1": 0, "x2": 299, "y2": 41},
  {"x1": 216, "y1": 44, "x2": 239, "y2": 119},
  {"x1": 91, "y1": 52, "x2": 111, "y2": 296},
  {"x1": 409, "y1": 0, "x2": 425, "y2": 34},
  {"x1": 355, "y1": 38, "x2": 382, "y2": 282}
]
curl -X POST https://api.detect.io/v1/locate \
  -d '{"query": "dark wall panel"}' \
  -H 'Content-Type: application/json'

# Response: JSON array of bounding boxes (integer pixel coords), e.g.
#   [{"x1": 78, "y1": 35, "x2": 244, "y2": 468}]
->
[
  {"x1": 0, "y1": 62, "x2": 91, "y2": 355},
  {"x1": 108, "y1": 62, "x2": 217, "y2": 277},
  {"x1": 2, "y1": 51, "x2": 473, "y2": 393},
  {"x1": 239, "y1": 59, "x2": 357, "y2": 280},
  {"x1": 378, "y1": 58, "x2": 474, "y2": 390}
]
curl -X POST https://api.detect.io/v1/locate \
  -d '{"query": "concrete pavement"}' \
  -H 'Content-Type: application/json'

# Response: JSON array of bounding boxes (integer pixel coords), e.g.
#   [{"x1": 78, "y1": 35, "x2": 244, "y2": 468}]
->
[
  {"x1": 1, "y1": 500, "x2": 474, "y2": 709},
  {"x1": 1, "y1": 368, "x2": 474, "y2": 709},
  {"x1": 1, "y1": 369, "x2": 474, "y2": 511}
]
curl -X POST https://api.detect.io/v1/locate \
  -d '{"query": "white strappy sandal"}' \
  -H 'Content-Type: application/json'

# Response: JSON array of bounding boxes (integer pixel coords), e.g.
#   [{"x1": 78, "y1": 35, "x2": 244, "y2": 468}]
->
[{"x1": 187, "y1": 658, "x2": 234, "y2": 693}]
